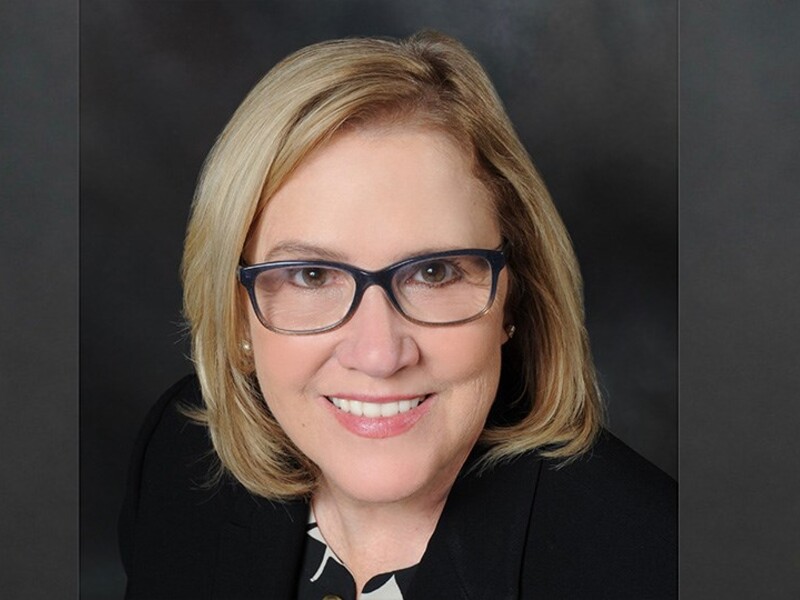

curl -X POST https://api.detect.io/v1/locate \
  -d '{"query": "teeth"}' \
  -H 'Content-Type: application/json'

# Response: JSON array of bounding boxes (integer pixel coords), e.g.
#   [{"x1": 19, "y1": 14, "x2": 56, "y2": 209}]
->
[
  {"x1": 328, "y1": 396, "x2": 425, "y2": 417},
  {"x1": 363, "y1": 402, "x2": 381, "y2": 418},
  {"x1": 380, "y1": 403, "x2": 398, "y2": 417}
]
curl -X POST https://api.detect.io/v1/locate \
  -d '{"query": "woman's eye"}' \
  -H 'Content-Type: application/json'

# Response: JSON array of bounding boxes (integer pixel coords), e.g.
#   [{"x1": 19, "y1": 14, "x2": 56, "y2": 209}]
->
[
  {"x1": 289, "y1": 267, "x2": 332, "y2": 288},
  {"x1": 412, "y1": 260, "x2": 460, "y2": 285}
]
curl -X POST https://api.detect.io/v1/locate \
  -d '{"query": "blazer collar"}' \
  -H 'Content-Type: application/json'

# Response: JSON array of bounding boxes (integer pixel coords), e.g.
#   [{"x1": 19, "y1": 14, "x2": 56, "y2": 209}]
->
[
  {"x1": 407, "y1": 450, "x2": 542, "y2": 599},
  {"x1": 213, "y1": 489, "x2": 309, "y2": 599}
]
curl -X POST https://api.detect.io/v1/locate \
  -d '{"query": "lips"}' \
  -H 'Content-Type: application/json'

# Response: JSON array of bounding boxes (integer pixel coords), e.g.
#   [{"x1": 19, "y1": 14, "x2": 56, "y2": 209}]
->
[
  {"x1": 327, "y1": 395, "x2": 426, "y2": 417},
  {"x1": 323, "y1": 394, "x2": 433, "y2": 438}
]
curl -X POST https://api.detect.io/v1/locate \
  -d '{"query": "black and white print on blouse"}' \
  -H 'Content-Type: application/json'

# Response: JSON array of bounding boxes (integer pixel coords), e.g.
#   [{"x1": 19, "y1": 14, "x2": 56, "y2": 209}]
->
[{"x1": 296, "y1": 510, "x2": 419, "y2": 600}]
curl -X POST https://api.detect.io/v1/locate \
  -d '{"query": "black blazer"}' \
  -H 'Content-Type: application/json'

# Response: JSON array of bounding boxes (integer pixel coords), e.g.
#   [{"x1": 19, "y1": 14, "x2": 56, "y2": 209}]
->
[{"x1": 120, "y1": 375, "x2": 677, "y2": 599}]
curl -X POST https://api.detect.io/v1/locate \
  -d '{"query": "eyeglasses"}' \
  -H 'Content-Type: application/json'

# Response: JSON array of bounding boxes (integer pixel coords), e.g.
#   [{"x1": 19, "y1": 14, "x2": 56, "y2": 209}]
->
[{"x1": 238, "y1": 247, "x2": 506, "y2": 335}]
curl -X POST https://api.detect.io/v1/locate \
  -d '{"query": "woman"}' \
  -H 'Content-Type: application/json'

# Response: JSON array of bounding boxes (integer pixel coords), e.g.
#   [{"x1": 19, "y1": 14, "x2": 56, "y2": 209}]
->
[{"x1": 120, "y1": 31, "x2": 676, "y2": 599}]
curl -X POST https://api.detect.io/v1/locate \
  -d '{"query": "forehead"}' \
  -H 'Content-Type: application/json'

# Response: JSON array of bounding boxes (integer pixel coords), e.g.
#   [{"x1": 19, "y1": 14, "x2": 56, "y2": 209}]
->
[{"x1": 249, "y1": 126, "x2": 500, "y2": 267}]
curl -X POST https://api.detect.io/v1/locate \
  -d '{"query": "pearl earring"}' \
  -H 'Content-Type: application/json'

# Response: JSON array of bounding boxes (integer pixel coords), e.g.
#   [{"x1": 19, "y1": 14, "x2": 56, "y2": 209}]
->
[
  {"x1": 241, "y1": 340, "x2": 252, "y2": 352},
  {"x1": 506, "y1": 325, "x2": 516, "y2": 339}
]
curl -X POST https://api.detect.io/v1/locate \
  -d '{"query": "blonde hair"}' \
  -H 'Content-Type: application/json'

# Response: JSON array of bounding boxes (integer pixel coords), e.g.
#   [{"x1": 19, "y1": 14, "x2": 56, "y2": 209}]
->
[{"x1": 182, "y1": 31, "x2": 603, "y2": 500}]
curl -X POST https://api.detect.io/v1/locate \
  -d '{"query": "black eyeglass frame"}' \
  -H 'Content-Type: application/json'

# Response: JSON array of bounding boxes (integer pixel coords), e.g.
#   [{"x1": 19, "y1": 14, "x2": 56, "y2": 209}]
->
[{"x1": 238, "y1": 247, "x2": 507, "y2": 335}]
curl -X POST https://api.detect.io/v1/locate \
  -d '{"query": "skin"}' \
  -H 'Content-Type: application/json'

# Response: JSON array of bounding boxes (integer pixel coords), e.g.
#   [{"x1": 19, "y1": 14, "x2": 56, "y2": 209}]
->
[{"x1": 244, "y1": 124, "x2": 509, "y2": 590}]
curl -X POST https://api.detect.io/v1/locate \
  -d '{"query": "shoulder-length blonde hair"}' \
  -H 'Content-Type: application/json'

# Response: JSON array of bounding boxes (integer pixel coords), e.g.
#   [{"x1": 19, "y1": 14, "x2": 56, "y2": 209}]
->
[{"x1": 182, "y1": 30, "x2": 603, "y2": 500}]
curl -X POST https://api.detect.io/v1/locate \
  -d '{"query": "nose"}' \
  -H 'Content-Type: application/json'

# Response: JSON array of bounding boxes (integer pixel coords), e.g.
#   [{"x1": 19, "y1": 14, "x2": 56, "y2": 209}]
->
[{"x1": 334, "y1": 285, "x2": 420, "y2": 378}]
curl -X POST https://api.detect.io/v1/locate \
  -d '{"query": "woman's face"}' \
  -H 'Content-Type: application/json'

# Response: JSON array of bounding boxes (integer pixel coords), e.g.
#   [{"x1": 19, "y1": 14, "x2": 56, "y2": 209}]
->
[{"x1": 245, "y1": 125, "x2": 509, "y2": 505}]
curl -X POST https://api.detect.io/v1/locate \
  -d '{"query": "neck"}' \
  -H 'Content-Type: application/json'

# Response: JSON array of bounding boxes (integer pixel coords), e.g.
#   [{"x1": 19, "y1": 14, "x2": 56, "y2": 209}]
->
[{"x1": 311, "y1": 481, "x2": 452, "y2": 593}]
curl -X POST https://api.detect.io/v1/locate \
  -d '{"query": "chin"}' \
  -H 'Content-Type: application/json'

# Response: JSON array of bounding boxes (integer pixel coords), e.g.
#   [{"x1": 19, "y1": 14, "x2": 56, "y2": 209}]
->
[{"x1": 317, "y1": 451, "x2": 450, "y2": 505}]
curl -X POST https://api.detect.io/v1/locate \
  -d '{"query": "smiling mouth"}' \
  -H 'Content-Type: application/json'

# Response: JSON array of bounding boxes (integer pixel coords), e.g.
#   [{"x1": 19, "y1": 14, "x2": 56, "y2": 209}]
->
[{"x1": 326, "y1": 395, "x2": 431, "y2": 417}]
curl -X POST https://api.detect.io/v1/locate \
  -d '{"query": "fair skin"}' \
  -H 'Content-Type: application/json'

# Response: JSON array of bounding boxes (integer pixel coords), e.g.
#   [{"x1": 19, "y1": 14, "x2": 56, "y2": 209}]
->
[{"x1": 245, "y1": 124, "x2": 509, "y2": 592}]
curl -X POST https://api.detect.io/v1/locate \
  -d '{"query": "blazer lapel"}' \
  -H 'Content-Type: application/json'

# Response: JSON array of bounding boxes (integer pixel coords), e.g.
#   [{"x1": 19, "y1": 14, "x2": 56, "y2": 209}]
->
[
  {"x1": 213, "y1": 490, "x2": 309, "y2": 599},
  {"x1": 407, "y1": 451, "x2": 542, "y2": 599}
]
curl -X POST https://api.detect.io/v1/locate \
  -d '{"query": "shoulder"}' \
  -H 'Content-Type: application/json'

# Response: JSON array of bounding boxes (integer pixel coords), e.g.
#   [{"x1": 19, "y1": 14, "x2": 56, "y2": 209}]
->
[
  {"x1": 522, "y1": 430, "x2": 677, "y2": 598},
  {"x1": 544, "y1": 429, "x2": 676, "y2": 518},
  {"x1": 119, "y1": 375, "x2": 244, "y2": 598},
  {"x1": 122, "y1": 374, "x2": 219, "y2": 514}
]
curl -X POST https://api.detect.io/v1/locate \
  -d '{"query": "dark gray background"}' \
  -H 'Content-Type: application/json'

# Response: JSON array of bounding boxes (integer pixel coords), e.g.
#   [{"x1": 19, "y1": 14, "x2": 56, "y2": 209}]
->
[
  {"x1": 80, "y1": 2, "x2": 676, "y2": 597},
  {"x1": 680, "y1": 2, "x2": 800, "y2": 596},
  {"x1": 4, "y1": 0, "x2": 799, "y2": 598},
  {"x1": 1, "y1": 0, "x2": 78, "y2": 598}
]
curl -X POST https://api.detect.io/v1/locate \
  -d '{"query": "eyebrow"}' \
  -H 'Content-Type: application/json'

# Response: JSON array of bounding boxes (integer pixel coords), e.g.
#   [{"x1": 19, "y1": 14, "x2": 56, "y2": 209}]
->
[
  {"x1": 260, "y1": 241, "x2": 350, "y2": 262},
  {"x1": 258, "y1": 240, "x2": 497, "y2": 265}
]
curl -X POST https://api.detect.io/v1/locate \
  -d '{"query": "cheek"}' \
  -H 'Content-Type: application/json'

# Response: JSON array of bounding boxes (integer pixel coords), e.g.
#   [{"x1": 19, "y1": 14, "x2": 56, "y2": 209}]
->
[
  {"x1": 430, "y1": 320, "x2": 505, "y2": 394},
  {"x1": 256, "y1": 341, "x2": 314, "y2": 381},
  {"x1": 249, "y1": 328, "x2": 333, "y2": 412},
  {"x1": 443, "y1": 298, "x2": 507, "y2": 406},
  {"x1": 427, "y1": 329, "x2": 503, "y2": 451}
]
